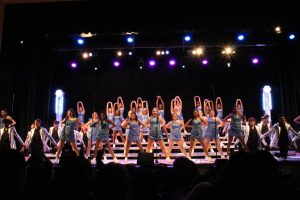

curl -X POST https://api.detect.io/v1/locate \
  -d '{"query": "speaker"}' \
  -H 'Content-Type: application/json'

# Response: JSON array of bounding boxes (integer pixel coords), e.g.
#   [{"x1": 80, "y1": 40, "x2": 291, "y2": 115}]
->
[{"x1": 137, "y1": 152, "x2": 154, "y2": 166}]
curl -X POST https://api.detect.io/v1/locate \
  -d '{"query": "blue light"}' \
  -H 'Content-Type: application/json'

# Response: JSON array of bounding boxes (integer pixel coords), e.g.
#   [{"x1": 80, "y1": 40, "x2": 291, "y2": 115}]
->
[
  {"x1": 126, "y1": 36, "x2": 134, "y2": 43},
  {"x1": 237, "y1": 34, "x2": 245, "y2": 41},
  {"x1": 55, "y1": 89, "x2": 64, "y2": 123},
  {"x1": 77, "y1": 38, "x2": 85, "y2": 45},
  {"x1": 184, "y1": 35, "x2": 191, "y2": 42},
  {"x1": 289, "y1": 34, "x2": 295, "y2": 40}
]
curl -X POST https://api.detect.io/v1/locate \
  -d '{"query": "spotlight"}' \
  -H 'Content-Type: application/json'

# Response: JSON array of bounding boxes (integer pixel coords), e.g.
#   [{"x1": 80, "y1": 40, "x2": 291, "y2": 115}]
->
[
  {"x1": 55, "y1": 89, "x2": 64, "y2": 122},
  {"x1": 117, "y1": 51, "x2": 122, "y2": 56},
  {"x1": 113, "y1": 61, "x2": 120, "y2": 67},
  {"x1": 182, "y1": 65, "x2": 186, "y2": 69},
  {"x1": 202, "y1": 59, "x2": 208, "y2": 65},
  {"x1": 289, "y1": 34, "x2": 295, "y2": 40},
  {"x1": 156, "y1": 50, "x2": 161, "y2": 55},
  {"x1": 169, "y1": 59, "x2": 176, "y2": 66},
  {"x1": 126, "y1": 36, "x2": 134, "y2": 43},
  {"x1": 70, "y1": 62, "x2": 77, "y2": 68},
  {"x1": 237, "y1": 34, "x2": 245, "y2": 41},
  {"x1": 184, "y1": 35, "x2": 191, "y2": 42},
  {"x1": 161, "y1": 51, "x2": 165, "y2": 55},
  {"x1": 275, "y1": 26, "x2": 281, "y2": 34},
  {"x1": 89, "y1": 52, "x2": 93, "y2": 57},
  {"x1": 77, "y1": 38, "x2": 85, "y2": 45},
  {"x1": 227, "y1": 62, "x2": 231, "y2": 67},
  {"x1": 139, "y1": 66, "x2": 143, "y2": 70},
  {"x1": 94, "y1": 67, "x2": 98, "y2": 71},
  {"x1": 20, "y1": 40, "x2": 24, "y2": 44},
  {"x1": 251, "y1": 57, "x2": 259, "y2": 64},
  {"x1": 192, "y1": 48, "x2": 203, "y2": 56},
  {"x1": 222, "y1": 47, "x2": 235, "y2": 55},
  {"x1": 165, "y1": 50, "x2": 170, "y2": 55},
  {"x1": 82, "y1": 52, "x2": 89, "y2": 58},
  {"x1": 128, "y1": 51, "x2": 133, "y2": 56},
  {"x1": 148, "y1": 59, "x2": 156, "y2": 68}
]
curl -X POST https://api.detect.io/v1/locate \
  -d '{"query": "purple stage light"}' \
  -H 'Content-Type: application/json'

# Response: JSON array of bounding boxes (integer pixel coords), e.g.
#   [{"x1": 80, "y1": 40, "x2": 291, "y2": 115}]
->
[
  {"x1": 113, "y1": 61, "x2": 120, "y2": 67},
  {"x1": 169, "y1": 59, "x2": 176, "y2": 66},
  {"x1": 148, "y1": 59, "x2": 156, "y2": 68},
  {"x1": 202, "y1": 59, "x2": 208, "y2": 65},
  {"x1": 252, "y1": 58, "x2": 259, "y2": 64},
  {"x1": 70, "y1": 62, "x2": 77, "y2": 68}
]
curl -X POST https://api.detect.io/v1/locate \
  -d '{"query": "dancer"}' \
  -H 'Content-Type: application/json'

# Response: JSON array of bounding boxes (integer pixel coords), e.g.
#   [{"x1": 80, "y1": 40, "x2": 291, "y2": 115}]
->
[
  {"x1": 77, "y1": 101, "x2": 85, "y2": 123},
  {"x1": 204, "y1": 110, "x2": 225, "y2": 158},
  {"x1": 261, "y1": 114, "x2": 299, "y2": 159},
  {"x1": 257, "y1": 114, "x2": 272, "y2": 150},
  {"x1": 139, "y1": 107, "x2": 149, "y2": 143},
  {"x1": 106, "y1": 101, "x2": 116, "y2": 143},
  {"x1": 137, "y1": 97, "x2": 143, "y2": 118},
  {"x1": 194, "y1": 96, "x2": 203, "y2": 115},
  {"x1": 203, "y1": 99, "x2": 211, "y2": 116},
  {"x1": 0, "y1": 109, "x2": 16, "y2": 129},
  {"x1": 294, "y1": 115, "x2": 300, "y2": 124},
  {"x1": 85, "y1": 112, "x2": 100, "y2": 158},
  {"x1": 130, "y1": 101, "x2": 137, "y2": 114},
  {"x1": 235, "y1": 99, "x2": 244, "y2": 113},
  {"x1": 185, "y1": 110, "x2": 210, "y2": 161},
  {"x1": 244, "y1": 117, "x2": 261, "y2": 153},
  {"x1": 145, "y1": 107, "x2": 171, "y2": 162},
  {"x1": 122, "y1": 112, "x2": 144, "y2": 161},
  {"x1": 0, "y1": 118, "x2": 24, "y2": 150},
  {"x1": 223, "y1": 105, "x2": 249, "y2": 159},
  {"x1": 156, "y1": 96, "x2": 169, "y2": 139},
  {"x1": 24, "y1": 119, "x2": 57, "y2": 156},
  {"x1": 94, "y1": 111, "x2": 117, "y2": 161},
  {"x1": 55, "y1": 109, "x2": 81, "y2": 158},
  {"x1": 215, "y1": 97, "x2": 223, "y2": 119},
  {"x1": 117, "y1": 97, "x2": 125, "y2": 119},
  {"x1": 165, "y1": 113, "x2": 187, "y2": 156},
  {"x1": 112, "y1": 110, "x2": 125, "y2": 147},
  {"x1": 47, "y1": 120, "x2": 61, "y2": 152}
]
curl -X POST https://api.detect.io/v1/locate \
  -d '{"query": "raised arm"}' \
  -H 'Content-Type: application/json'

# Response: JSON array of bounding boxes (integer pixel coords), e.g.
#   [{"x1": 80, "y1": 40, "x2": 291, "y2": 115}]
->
[
  {"x1": 80, "y1": 101, "x2": 85, "y2": 113},
  {"x1": 7, "y1": 116, "x2": 16, "y2": 127},
  {"x1": 130, "y1": 101, "x2": 137, "y2": 112},
  {"x1": 117, "y1": 96, "x2": 124, "y2": 106},
  {"x1": 44, "y1": 128, "x2": 57, "y2": 147},
  {"x1": 175, "y1": 96, "x2": 182, "y2": 107},
  {"x1": 137, "y1": 97, "x2": 143, "y2": 107},
  {"x1": 216, "y1": 97, "x2": 223, "y2": 110},
  {"x1": 294, "y1": 115, "x2": 300, "y2": 124},
  {"x1": 142, "y1": 101, "x2": 149, "y2": 111},
  {"x1": 170, "y1": 99, "x2": 175, "y2": 114},
  {"x1": 106, "y1": 102, "x2": 113, "y2": 115},
  {"x1": 236, "y1": 99, "x2": 243, "y2": 111},
  {"x1": 114, "y1": 102, "x2": 118, "y2": 112}
]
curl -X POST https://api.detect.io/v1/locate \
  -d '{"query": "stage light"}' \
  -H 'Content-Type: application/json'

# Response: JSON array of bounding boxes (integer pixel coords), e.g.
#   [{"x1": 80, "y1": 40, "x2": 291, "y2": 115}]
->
[
  {"x1": 262, "y1": 85, "x2": 272, "y2": 119},
  {"x1": 237, "y1": 34, "x2": 245, "y2": 41},
  {"x1": 128, "y1": 51, "x2": 133, "y2": 56},
  {"x1": 275, "y1": 26, "x2": 281, "y2": 34},
  {"x1": 20, "y1": 40, "x2": 24, "y2": 44},
  {"x1": 252, "y1": 57, "x2": 259, "y2": 64},
  {"x1": 182, "y1": 65, "x2": 186, "y2": 69},
  {"x1": 184, "y1": 35, "x2": 191, "y2": 42},
  {"x1": 156, "y1": 50, "x2": 161, "y2": 55},
  {"x1": 169, "y1": 59, "x2": 176, "y2": 66},
  {"x1": 113, "y1": 61, "x2": 120, "y2": 67},
  {"x1": 55, "y1": 89, "x2": 64, "y2": 123},
  {"x1": 227, "y1": 62, "x2": 231, "y2": 67},
  {"x1": 117, "y1": 51, "x2": 122, "y2": 56},
  {"x1": 165, "y1": 50, "x2": 170, "y2": 55},
  {"x1": 82, "y1": 52, "x2": 89, "y2": 58},
  {"x1": 289, "y1": 34, "x2": 295, "y2": 40},
  {"x1": 126, "y1": 36, "x2": 134, "y2": 43},
  {"x1": 202, "y1": 59, "x2": 208, "y2": 65},
  {"x1": 148, "y1": 59, "x2": 156, "y2": 68},
  {"x1": 77, "y1": 38, "x2": 85, "y2": 45},
  {"x1": 192, "y1": 48, "x2": 203, "y2": 56},
  {"x1": 222, "y1": 47, "x2": 235, "y2": 55},
  {"x1": 89, "y1": 52, "x2": 93, "y2": 57},
  {"x1": 70, "y1": 62, "x2": 77, "y2": 68},
  {"x1": 161, "y1": 51, "x2": 165, "y2": 55},
  {"x1": 139, "y1": 66, "x2": 143, "y2": 70},
  {"x1": 94, "y1": 67, "x2": 98, "y2": 71}
]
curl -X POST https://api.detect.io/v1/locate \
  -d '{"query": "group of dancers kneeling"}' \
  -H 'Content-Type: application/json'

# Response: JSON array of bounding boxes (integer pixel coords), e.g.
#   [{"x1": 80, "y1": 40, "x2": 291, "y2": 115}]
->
[{"x1": 1, "y1": 96, "x2": 300, "y2": 162}]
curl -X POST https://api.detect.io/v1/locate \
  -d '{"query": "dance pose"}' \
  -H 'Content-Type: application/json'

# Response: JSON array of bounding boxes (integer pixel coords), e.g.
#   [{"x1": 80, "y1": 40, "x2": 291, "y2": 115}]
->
[
  {"x1": 165, "y1": 113, "x2": 187, "y2": 156},
  {"x1": 117, "y1": 97, "x2": 125, "y2": 119},
  {"x1": 0, "y1": 119, "x2": 24, "y2": 150},
  {"x1": 55, "y1": 109, "x2": 81, "y2": 158},
  {"x1": 139, "y1": 108, "x2": 149, "y2": 143},
  {"x1": 107, "y1": 101, "x2": 116, "y2": 143},
  {"x1": 223, "y1": 105, "x2": 249, "y2": 158},
  {"x1": 215, "y1": 97, "x2": 223, "y2": 119},
  {"x1": 47, "y1": 120, "x2": 61, "y2": 152},
  {"x1": 24, "y1": 119, "x2": 57, "y2": 156},
  {"x1": 156, "y1": 96, "x2": 169, "y2": 139},
  {"x1": 243, "y1": 117, "x2": 261, "y2": 153},
  {"x1": 261, "y1": 114, "x2": 299, "y2": 159},
  {"x1": 122, "y1": 112, "x2": 144, "y2": 161},
  {"x1": 235, "y1": 99, "x2": 244, "y2": 113},
  {"x1": 130, "y1": 101, "x2": 137, "y2": 114},
  {"x1": 77, "y1": 101, "x2": 85, "y2": 123},
  {"x1": 204, "y1": 110, "x2": 225, "y2": 158},
  {"x1": 0, "y1": 109, "x2": 16, "y2": 129},
  {"x1": 257, "y1": 114, "x2": 272, "y2": 150},
  {"x1": 185, "y1": 110, "x2": 210, "y2": 160},
  {"x1": 137, "y1": 97, "x2": 143, "y2": 118},
  {"x1": 93, "y1": 111, "x2": 117, "y2": 161},
  {"x1": 85, "y1": 112, "x2": 100, "y2": 158},
  {"x1": 112, "y1": 110, "x2": 125, "y2": 147},
  {"x1": 194, "y1": 96, "x2": 203, "y2": 115},
  {"x1": 146, "y1": 108, "x2": 171, "y2": 162}
]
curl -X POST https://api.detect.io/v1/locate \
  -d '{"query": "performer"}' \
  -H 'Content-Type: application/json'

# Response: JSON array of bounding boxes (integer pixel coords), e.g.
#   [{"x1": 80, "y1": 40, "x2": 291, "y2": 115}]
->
[
  {"x1": 0, "y1": 119, "x2": 24, "y2": 150},
  {"x1": 130, "y1": 101, "x2": 137, "y2": 114},
  {"x1": 203, "y1": 99, "x2": 211, "y2": 116},
  {"x1": 122, "y1": 112, "x2": 144, "y2": 161},
  {"x1": 215, "y1": 97, "x2": 223, "y2": 119},
  {"x1": 23, "y1": 119, "x2": 57, "y2": 156},
  {"x1": 243, "y1": 117, "x2": 262, "y2": 153},
  {"x1": 204, "y1": 110, "x2": 225, "y2": 158},
  {"x1": 117, "y1": 97, "x2": 125, "y2": 119},
  {"x1": 47, "y1": 120, "x2": 61, "y2": 152},
  {"x1": 261, "y1": 114, "x2": 299, "y2": 159},
  {"x1": 145, "y1": 107, "x2": 171, "y2": 162},
  {"x1": 139, "y1": 108, "x2": 149, "y2": 143},
  {"x1": 185, "y1": 110, "x2": 210, "y2": 161},
  {"x1": 165, "y1": 113, "x2": 187, "y2": 156},
  {"x1": 137, "y1": 97, "x2": 143, "y2": 118},
  {"x1": 55, "y1": 109, "x2": 81, "y2": 158},
  {"x1": 223, "y1": 105, "x2": 249, "y2": 158},
  {"x1": 257, "y1": 114, "x2": 272, "y2": 150},
  {"x1": 0, "y1": 109, "x2": 16, "y2": 129},
  {"x1": 94, "y1": 111, "x2": 117, "y2": 161},
  {"x1": 194, "y1": 96, "x2": 203, "y2": 115},
  {"x1": 85, "y1": 112, "x2": 100, "y2": 158},
  {"x1": 156, "y1": 96, "x2": 169, "y2": 139},
  {"x1": 112, "y1": 110, "x2": 125, "y2": 147},
  {"x1": 235, "y1": 99, "x2": 244, "y2": 113},
  {"x1": 77, "y1": 101, "x2": 85, "y2": 123}
]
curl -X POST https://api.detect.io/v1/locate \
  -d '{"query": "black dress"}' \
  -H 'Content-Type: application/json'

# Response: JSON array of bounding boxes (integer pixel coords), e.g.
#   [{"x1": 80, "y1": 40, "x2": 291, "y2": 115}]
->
[
  {"x1": 30, "y1": 128, "x2": 44, "y2": 155},
  {"x1": 0, "y1": 128, "x2": 10, "y2": 149},
  {"x1": 247, "y1": 127, "x2": 259, "y2": 153}
]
